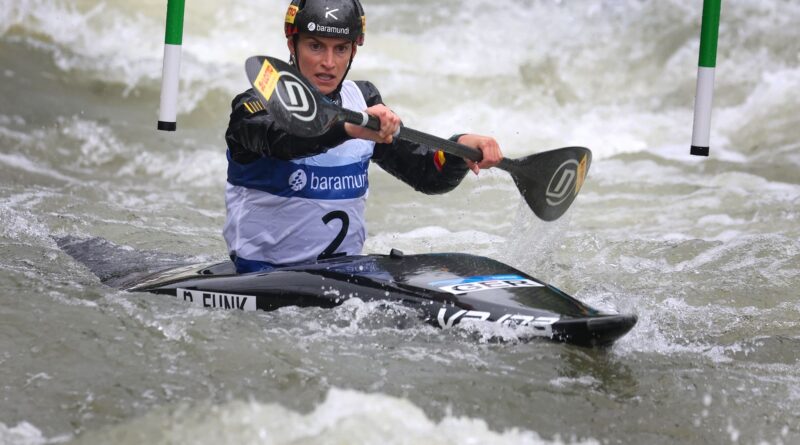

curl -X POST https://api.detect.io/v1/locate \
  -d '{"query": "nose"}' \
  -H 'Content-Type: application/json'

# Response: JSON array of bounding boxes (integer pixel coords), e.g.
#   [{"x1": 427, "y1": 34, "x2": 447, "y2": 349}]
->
[{"x1": 321, "y1": 48, "x2": 335, "y2": 68}]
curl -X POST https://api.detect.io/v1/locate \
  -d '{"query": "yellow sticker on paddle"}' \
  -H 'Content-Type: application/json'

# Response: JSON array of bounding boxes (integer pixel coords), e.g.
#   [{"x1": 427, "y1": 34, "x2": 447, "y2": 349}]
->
[
  {"x1": 575, "y1": 154, "x2": 588, "y2": 196},
  {"x1": 254, "y1": 59, "x2": 279, "y2": 101}
]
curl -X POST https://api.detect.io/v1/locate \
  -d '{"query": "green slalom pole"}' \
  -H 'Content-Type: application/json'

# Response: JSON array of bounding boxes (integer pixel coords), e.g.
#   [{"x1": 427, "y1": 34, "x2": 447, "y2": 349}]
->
[
  {"x1": 690, "y1": 0, "x2": 722, "y2": 156},
  {"x1": 158, "y1": 0, "x2": 186, "y2": 131}
]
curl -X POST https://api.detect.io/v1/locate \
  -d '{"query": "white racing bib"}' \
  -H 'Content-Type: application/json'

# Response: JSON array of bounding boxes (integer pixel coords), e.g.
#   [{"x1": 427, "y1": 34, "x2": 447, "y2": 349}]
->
[{"x1": 224, "y1": 81, "x2": 375, "y2": 264}]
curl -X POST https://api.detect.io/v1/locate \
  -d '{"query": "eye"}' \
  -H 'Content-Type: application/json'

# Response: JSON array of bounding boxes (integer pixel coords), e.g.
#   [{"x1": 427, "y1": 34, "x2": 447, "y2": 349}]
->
[{"x1": 308, "y1": 42, "x2": 322, "y2": 52}]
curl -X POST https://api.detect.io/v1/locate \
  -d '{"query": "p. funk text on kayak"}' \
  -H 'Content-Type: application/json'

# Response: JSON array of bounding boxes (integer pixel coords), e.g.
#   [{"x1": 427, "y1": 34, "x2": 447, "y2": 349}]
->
[{"x1": 176, "y1": 289, "x2": 257, "y2": 311}]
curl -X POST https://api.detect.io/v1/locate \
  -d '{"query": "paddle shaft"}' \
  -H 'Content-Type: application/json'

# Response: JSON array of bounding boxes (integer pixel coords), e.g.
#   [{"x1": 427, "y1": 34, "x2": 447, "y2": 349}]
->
[{"x1": 341, "y1": 108, "x2": 514, "y2": 168}]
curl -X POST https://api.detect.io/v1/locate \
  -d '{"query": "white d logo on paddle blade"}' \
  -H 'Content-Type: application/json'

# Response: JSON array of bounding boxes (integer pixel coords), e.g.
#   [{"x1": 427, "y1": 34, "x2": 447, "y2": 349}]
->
[
  {"x1": 276, "y1": 72, "x2": 317, "y2": 122},
  {"x1": 546, "y1": 160, "x2": 578, "y2": 206}
]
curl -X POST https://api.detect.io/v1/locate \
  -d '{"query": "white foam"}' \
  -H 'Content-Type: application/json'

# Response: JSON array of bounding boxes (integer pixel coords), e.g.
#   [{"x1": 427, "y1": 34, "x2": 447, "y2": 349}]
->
[
  {"x1": 58, "y1": 117, "x2": 131, "y2": 167},
  {"x1": 117, "y1": 147, "x2": 227, "y2": 188},
  {"x1": 74, "y1": 388, "x2": 600, "y2": 445},
  {"x1": 289, "y1": 298, "x2": 423, "y2": 340},
  {"x1": 0, "y1": 153, "x2": 76, "y2": 184},
  {"x1": 613, "y1": 294, "x2": 800, "y2": 364},
  {"x1": 696, "y1": 214, "x2": 748, "y2": 227},
  {"x1": 0, "y1": 193, "x2": 59, "y2": 244},
  {"x1": 612, "y1": 297, "x2": 733, "y2": 361},
  {"x1": 0, "y1": 421, "x2": 70, "y2": 445},
  {"x1": 550, "y1": 376, "x2": 601, "y2": 390},
  {"x1": 15, "y1": 115, "x2": 229, "y2": 187}
]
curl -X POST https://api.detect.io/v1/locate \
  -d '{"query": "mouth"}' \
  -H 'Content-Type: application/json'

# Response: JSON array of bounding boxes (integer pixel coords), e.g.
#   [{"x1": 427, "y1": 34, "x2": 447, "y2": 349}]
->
[{"x1": 314, "y1": 73, "x2": 337, "y2": 84}]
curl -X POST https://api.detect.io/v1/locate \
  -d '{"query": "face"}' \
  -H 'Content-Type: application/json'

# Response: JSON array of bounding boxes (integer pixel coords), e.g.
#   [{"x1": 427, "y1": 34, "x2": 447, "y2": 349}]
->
[{"x1": 289, "y1": 34, "x2": 356, "y2": 95}]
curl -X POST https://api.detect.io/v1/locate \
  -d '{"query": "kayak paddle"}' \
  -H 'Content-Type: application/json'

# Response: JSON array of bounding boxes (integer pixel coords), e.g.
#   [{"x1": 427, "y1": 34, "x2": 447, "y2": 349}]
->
[{"x1": 244, "y1": 55, "x2": 590, "y2": 222}]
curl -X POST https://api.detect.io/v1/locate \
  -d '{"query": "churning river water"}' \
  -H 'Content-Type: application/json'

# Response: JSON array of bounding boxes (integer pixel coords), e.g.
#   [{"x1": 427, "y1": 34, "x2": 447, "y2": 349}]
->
[{"x1": 1, "y1": 0, "x2": 799, "y2": 443}]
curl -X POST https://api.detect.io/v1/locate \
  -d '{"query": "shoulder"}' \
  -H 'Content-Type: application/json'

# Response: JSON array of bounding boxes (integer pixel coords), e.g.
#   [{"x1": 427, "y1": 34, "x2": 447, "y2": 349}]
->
[{"x1": 351, "y1": 80, "x2": 384, "y2": 106}]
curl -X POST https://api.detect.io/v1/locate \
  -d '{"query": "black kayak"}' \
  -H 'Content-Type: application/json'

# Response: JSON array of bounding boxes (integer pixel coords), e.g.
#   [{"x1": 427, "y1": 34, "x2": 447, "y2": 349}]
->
[{"x1": 121, "y1": 248, "x2": 636, "y2": 347}]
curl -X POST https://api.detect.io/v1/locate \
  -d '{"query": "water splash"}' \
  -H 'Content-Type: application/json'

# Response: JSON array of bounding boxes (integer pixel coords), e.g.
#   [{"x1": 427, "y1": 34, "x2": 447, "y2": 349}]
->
[{"x1": 71, "y1": 388, "x2": 601, "y2": 445}]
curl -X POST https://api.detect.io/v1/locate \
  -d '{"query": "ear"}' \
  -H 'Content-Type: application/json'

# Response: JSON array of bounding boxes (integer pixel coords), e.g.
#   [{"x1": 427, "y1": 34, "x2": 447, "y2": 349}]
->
[
  {"x1": 350, "y1": 44, "x2": 357, "y2": 59},
  {"x1": 286, "y1": 37, "x2": 295, "y2": 57}
]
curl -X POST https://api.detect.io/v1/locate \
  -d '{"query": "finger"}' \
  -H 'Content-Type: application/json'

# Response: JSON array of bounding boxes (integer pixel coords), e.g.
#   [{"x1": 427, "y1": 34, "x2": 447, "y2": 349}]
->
[
  {"x1": 466, "y1": 160, "x2": 480, "y2": 175},
  {"x1": 380, "y1": 113, "x2": 399, "y2": 142},
  {"x1": 367, "y1": 110, "x2": 388, "y2": 142},
  {"x1": 478, "y1": 141, "x2": 502, "y2": 168},
  {"x1": 476, "y1": 144, "x2": 490, "y2": 168},
  {"x1": 382, "y1": 111, "x2": 398, "y2": 130}
]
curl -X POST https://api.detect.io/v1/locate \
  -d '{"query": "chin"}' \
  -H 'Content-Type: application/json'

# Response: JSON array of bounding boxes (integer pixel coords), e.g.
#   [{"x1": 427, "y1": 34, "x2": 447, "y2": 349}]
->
[{"x1": 314, "y1": 84, "x2": 336, "y2": 95}]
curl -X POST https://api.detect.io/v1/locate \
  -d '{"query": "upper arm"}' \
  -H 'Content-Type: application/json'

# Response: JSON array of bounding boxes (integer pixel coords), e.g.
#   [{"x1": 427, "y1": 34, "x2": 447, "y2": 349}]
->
[{"x1": 354, "y1": 81, "x2": 385, "y2": 107}]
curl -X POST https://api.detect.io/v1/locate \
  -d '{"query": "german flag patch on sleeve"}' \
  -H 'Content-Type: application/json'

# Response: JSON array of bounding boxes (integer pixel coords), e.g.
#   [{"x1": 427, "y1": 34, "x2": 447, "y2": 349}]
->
[
  {"x1": 433, "y1": 150, "x2": 446, "y2": 172},
  {"x1": 243, "y1": 100, "x2": 265, "y2": 114}
]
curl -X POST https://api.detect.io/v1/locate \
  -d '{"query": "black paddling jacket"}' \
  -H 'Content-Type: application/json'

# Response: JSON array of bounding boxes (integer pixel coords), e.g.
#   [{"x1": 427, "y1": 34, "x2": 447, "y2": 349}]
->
[{"x1": 225, "y1": 80, "x2": 469, "y2": 194}]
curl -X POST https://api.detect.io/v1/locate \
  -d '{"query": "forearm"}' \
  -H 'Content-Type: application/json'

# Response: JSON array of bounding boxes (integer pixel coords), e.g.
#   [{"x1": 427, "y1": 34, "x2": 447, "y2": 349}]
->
[{"x1": 372, "y1": 136, "x2": 469, "y2": 195}]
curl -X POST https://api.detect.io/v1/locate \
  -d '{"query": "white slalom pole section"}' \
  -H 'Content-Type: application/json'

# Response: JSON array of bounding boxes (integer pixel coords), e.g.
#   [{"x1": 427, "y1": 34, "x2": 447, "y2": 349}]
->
[
  {"x1": 158, "y1": 0, "x2": 185, "y2": 132},
  {"x1": 690, "y1": 0, "x2": 722, "y2": 157},
  {"x1": 691, "y1": 66, "x2": 715, "y2": 153},
  {"x1": 158, "y1": 44, "x2": 182, "y2": 131}
]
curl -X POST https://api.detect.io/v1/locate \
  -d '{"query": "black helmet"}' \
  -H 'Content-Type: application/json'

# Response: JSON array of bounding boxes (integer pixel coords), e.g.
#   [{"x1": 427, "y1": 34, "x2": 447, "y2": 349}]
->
[{"x1": 285, "y1": 0, "x2": 365, "y2": 46}]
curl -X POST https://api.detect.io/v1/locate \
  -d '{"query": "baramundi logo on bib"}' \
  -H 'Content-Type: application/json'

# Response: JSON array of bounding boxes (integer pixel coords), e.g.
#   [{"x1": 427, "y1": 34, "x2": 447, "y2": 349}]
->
[
  {"x1": 288, "y1": 170, "x2": 307, "y2": 191},
  {"x1": 288, "y1": 168, "x2": 367, "y2": 194}
]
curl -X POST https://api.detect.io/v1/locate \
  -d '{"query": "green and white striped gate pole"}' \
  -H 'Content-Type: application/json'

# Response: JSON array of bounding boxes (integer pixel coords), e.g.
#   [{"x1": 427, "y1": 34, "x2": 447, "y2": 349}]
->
[
  {"x1": 690, "y1": 0, "x2": 722, "y2": 156},
  {"x1": 158, "y1": 0, "x2": 186, "y2": 131}
]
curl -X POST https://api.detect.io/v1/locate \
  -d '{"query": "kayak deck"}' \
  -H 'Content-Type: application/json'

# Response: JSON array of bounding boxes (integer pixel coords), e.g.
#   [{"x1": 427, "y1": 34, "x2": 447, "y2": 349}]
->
[{"x1": 129, "y1": 251, "x2": 636, "y2": 347}]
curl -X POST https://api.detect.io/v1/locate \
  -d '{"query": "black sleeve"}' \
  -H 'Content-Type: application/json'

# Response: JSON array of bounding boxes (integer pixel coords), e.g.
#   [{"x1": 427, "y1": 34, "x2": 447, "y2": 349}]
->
[
  {"x1": 354, "y1": 81, "x2": 470, "y2": 195},
  {"x1": 225, "y1": 88, "x2": 350, "y2": 163}
]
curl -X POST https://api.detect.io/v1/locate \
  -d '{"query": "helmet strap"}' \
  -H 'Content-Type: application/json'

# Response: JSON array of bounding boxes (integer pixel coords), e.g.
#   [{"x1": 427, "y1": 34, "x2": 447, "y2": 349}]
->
[
  {"x1": 289, "y1": 34, "x2": 299, "y2": 66},
  {"x1": 331, "y1": 47, "x2": 357, "y2": 101}
]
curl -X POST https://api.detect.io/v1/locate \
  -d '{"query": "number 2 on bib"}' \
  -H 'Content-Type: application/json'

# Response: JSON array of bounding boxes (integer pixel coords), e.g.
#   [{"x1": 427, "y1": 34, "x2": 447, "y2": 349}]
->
[{"x1": 317, "y1": 210, "x2": 349, "y2": 260}]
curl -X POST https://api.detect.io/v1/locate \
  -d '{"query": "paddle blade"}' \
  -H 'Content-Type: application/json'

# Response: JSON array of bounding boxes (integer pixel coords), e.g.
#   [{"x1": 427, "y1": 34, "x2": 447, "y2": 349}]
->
[
  {"x1": 503, "y1": 147, "x2": 592, "y2": 221},
  {"x1": 244, "y1": 55, "x2": 340, "y2": 137}
]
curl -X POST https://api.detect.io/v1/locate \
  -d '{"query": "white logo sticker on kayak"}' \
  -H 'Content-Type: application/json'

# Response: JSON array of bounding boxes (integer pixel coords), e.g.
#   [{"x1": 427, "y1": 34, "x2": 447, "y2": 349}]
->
[
  {"x1": 176, "y1": 288, "x2": 257, "y2": 311},
  {"x1": 429, "y1": 275, "x2": 544, "y2": 295},
  {"x1": 436, "y1": 308, "x2": 559, "y2": 336}
]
